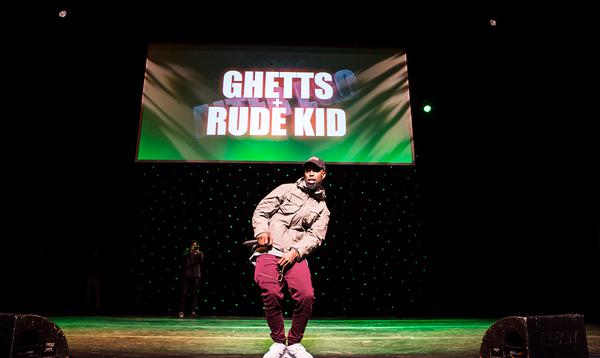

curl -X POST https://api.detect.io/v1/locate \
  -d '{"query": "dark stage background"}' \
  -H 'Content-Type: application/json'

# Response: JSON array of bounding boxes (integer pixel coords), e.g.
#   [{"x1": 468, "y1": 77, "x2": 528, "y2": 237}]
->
[{"x1": 3, "y1": 4, "x2": 598, "y2": 322}]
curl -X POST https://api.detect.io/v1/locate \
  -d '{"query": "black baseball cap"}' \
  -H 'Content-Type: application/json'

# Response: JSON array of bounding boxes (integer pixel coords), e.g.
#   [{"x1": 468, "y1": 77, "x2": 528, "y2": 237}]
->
[{"x1": 303, "y1": 156, "x2": 326, "y2": 171}]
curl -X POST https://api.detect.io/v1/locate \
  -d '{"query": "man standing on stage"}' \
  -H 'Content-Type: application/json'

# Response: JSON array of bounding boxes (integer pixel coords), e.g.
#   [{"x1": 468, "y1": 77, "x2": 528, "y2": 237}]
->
[
  {"x1": 251, "y1": 157, "x2": 330, "y2": 358},
  {"x1": 178, "y1": 240, "x2": 204, "y2": 318}
]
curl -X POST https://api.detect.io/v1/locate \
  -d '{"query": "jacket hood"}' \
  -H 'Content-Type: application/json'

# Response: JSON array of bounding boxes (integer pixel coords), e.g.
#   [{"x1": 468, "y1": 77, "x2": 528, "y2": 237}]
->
[{"x1": 296, "y1": 177, "x2": 326, "y2": 200}]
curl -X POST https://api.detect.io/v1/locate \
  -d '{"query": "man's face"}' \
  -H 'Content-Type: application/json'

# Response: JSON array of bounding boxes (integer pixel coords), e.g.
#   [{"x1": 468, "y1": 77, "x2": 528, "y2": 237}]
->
[{"x1": 304, "y1": 164, "x2": 326, "y2": 190}]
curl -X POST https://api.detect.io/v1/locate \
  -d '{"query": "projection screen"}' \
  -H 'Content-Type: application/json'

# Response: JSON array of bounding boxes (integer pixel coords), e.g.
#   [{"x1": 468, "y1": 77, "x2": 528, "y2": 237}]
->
[{"x1": 137, "y1": 45, "x2": 415, "y2": 165}]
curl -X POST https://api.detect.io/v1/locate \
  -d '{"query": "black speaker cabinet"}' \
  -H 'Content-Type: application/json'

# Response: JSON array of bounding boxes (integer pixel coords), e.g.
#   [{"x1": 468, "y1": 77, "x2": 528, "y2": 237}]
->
[
  {"x1": 0, "y1": 313, "x2": 69, "y2": 358},
  {"x1": 480, "y1": 313, "x2": 589, "y2": 358}
]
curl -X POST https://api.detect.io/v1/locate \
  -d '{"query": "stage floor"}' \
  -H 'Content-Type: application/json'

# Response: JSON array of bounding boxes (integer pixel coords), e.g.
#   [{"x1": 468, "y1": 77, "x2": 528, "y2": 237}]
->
[{"x1": 49, "y1": 316, "x2": 600, "y2": 358}]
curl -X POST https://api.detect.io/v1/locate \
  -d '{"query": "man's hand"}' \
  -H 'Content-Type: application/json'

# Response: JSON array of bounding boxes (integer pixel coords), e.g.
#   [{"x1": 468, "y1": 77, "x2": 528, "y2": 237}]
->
[
  {"x1": 255, "y1": 233, "x2": 272, "y2": 253},
  {"x1": 278, "y1": 249, "x2": 299, "y2": 269}
]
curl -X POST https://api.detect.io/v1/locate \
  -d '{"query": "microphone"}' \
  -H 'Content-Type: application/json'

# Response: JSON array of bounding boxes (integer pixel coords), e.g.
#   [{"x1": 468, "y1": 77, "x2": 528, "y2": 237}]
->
[{"x1": 242, "y1": 239, "x2": 258, "y2": 247}]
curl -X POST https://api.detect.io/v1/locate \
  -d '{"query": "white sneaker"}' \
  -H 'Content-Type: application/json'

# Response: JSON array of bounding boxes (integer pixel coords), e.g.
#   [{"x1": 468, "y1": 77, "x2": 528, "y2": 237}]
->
[
  {"x1": 263, "y1": 342, "x2": 287, "y2": 358},
  {"x1": 286, "y1": 343, "x2": 313, "y2": 358}
]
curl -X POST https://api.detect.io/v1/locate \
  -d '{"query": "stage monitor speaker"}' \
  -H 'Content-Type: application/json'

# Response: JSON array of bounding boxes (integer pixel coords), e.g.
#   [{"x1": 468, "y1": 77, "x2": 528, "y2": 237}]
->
[
  {"x1": 480, "y1": 313, "x2": 589, "y2": 358},
  {"x1": 0, "y1": 313, "x2": 69, "y2": 358}
]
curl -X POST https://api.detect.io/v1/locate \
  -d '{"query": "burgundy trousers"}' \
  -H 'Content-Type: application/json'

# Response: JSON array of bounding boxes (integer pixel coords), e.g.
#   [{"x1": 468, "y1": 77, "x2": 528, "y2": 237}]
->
[{"x1": 254, "y1": 254, "x2": 315, "y2": 345}]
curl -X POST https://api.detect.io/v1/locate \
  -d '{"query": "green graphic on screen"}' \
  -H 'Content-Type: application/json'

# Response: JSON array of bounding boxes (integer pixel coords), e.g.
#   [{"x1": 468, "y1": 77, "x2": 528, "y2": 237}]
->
[{"x1": 137, "y1": 45, "x2": 414, "y2": 164}]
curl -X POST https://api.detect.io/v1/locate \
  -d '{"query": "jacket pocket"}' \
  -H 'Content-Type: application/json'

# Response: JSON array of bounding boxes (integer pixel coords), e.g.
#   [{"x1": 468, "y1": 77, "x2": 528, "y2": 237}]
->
[
  {"x1": 303, "y1": 207, "x2": 322, "y2": 228},
  {"x1": 279, "y1": 193, "x2": 303, "y2": 214}
]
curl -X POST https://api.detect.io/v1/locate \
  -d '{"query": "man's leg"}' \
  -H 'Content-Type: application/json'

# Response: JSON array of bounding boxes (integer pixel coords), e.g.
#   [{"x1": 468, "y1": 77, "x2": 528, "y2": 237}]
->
[
  {"x1": 284, "y1": 260, "x2": 314, "y2": 345},
  {"x1": 178, "y1": 277, "x2": 189, "y2": 318},
  {"x1": 254, "y1": 254, "x2": 286, "y2": 343},
  {"x1": 190, "y1": 278, "x2": 200, "y2": 316}
]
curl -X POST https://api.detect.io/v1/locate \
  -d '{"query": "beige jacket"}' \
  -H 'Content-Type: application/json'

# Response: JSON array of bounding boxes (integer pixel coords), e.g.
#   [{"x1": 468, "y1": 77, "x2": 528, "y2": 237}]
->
[{"x1": 252, "y1": 178, "x2": 330, "y2": 259}]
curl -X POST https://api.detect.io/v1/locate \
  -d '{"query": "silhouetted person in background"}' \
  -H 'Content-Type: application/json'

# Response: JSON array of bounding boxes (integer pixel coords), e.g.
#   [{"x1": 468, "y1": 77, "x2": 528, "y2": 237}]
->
[
  {"x1": 85, "y1": 248, "x2": 103, "y2": 313},
  {"x1": 178, "y1": 240, "x2": 204, "y2": 318}
]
